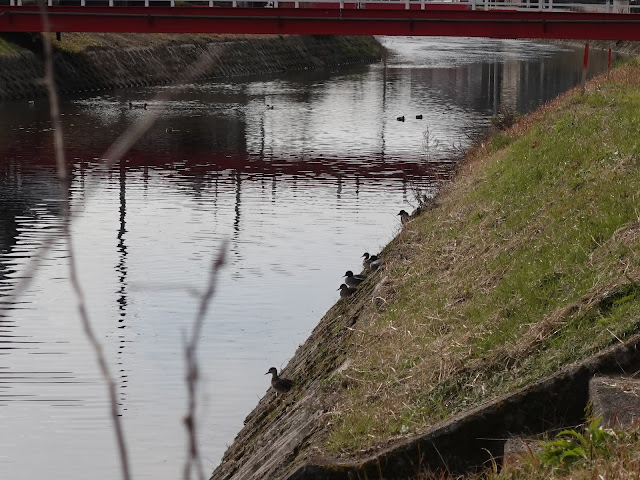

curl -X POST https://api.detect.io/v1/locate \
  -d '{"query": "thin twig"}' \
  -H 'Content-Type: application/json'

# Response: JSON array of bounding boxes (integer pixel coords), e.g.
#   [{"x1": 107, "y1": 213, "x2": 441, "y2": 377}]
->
[
  {"x1": 183, "y1": 242, "x2": 227, "y2": 480},
  {"x1": 39, "y1": 6, "x2": 131, "y2": 479}
]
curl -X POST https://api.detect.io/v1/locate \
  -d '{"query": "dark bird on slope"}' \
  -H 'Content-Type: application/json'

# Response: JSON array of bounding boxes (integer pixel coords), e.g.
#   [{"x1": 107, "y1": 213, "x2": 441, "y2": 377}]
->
[
  {"x1": 344, "y1": 270, "x2": 366, "y2": 288},
  {"x1": 265, "y1": 367, "x2": 293, "y2": 394},
  {"x1": 338, "y1": 283, "x2": 357, "y2": 298},
  {"x1": 362, "y1": 252, "x2": 375, "y2": 269},
  {"x1": 398, "y1": 209, "x2": 410, "y2": 225},
  {"x1": 362, "y1": 252, "x2": 384, "y2": 271}
]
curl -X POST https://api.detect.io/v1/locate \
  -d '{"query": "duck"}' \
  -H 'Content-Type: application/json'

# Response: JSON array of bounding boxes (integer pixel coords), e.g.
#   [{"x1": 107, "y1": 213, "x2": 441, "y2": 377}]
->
[
  {"x1": 362, "y1": 252, "x2": 375, "y2": 269},
  {"x1": 370, "y1": 259, "x2": 384, "y2": 271},
  {"x1": 338, "y1": 283, "x2": 357, "y2": 298},
  {"x1": 364, "y1": 253, "x2": 384, "y2": 271},
  {"x1": 129, "y1": 101, "x2": 148, "y2": 110},
  {"x1": 265, "y1": 367, "x2": 293, "y2": 394},
  {"x1": 344, "y1": 270, "x2": 366, "y2": 288},
  {"x1": 397, "y1": 115, "x2": 405, "y2": 122},
  {"x1": 362, "y1": 252, "x2": 382, "y2": 269},
  {"x1": 416, "y1": 114, "x2": 423, "y2": 120},
  {"x1": 398, "y1": 209, "x2": 410, "y2": 225}
]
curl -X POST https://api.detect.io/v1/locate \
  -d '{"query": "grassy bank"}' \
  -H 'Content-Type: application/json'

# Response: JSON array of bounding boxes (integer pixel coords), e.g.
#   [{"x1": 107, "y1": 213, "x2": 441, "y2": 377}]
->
[
  {"x1": 323, "y1": 57, "x2": 640, "y2": 457},
  {"x1": 47, "y1": 32, "x2": 275, "y2": 53},
  {"x1": 0, "y1": 32, "x2": 277, "y2": 55},
  {"x1": 0, "y1": 36, "x2": 21, "y2": 55}
]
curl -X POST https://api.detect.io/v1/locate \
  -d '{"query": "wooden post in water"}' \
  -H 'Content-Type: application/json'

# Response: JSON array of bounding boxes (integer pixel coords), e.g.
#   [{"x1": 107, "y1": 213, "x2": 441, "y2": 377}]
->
[{"x1": 581, "y1": 42, "x2": 590, "y2": 93}]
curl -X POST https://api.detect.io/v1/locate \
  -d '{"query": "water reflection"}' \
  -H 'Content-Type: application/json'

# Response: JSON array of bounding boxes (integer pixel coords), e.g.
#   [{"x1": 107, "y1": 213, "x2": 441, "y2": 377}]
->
[
  {"x1": 0, "y1": 37, "x2": 619, "y2": 479},
  {"x1": 116, "y1": 160, "x2": 129, "y2": 409}
]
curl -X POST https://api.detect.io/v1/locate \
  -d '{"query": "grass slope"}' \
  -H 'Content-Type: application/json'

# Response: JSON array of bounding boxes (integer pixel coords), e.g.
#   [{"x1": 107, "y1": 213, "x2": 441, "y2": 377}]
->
[
  {"x1": 47, "y1": 32, "x2": 270, "y2": 54},
  {"x1": 324, "y1": 59, "x2": 640, "y2": 456},
  {"x1": 0, "y1": 33, "x2": 277, "y2": 56},
  {"x1": 0, "y1": 36, "x2": 21, "y2": 55}
]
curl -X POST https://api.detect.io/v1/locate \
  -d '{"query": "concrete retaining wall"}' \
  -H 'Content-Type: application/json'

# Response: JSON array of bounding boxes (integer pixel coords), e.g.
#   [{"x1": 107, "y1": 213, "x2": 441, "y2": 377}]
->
[{"x1": 0, "y1": 35, "x2": 384, "y2": 100}]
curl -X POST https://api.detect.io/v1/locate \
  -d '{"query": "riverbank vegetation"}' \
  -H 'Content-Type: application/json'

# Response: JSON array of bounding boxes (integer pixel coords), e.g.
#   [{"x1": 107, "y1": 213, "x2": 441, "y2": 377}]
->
[
  {"x1": 323, "y1": 56, "x2": 640, "y2": 458},
  {"x1": 0, "y1": 35, "x2": 21, "y2": 54},
  {"x1": 47, "y1": 32, "x2": 272, "y2": 54},
  {"x1": 480, "y1": 419, "x2": 640, "y2": 479},
  {"x1": 0, "y1": 32, "x2": 276, "y2": 55}
]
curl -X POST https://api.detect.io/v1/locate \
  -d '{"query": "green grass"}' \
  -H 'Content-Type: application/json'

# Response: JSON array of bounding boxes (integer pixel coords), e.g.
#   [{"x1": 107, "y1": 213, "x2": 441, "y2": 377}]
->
[
  {"x1": 0, "y1": 36, "x2": 20, "y2": 55},
  {"x1": 481, "y1": 419, "x2": 640, "y2": 480},
  {"x1": 50, "y1": 33, "x2": 105, "y2": 54},
  {"x1": 323, "y1": 62, "x2": 640, "y2": 455}
]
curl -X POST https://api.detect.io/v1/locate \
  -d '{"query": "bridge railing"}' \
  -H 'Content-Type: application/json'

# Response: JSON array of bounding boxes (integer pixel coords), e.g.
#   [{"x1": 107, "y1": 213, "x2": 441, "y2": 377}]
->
[{"x1": 4, "y1": 0, "x2": 640, "y2": 13}]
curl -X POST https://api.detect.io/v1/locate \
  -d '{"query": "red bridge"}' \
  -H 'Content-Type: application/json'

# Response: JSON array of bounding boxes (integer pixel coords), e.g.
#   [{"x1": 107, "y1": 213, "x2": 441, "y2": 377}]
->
[{"x1": 0, "y1": 0, "x2": 639, "y2": 40}]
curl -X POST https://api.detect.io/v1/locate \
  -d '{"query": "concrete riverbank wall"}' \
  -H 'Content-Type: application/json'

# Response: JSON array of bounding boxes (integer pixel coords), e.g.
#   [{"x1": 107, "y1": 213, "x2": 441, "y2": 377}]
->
[{"x1": 0, "y1": 34, "x2": 384, "y2": 100}]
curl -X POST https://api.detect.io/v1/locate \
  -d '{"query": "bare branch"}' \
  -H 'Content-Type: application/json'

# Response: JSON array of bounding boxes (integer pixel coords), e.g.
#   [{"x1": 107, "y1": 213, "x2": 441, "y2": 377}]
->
[
  {"x1": 39, "y1": 6, "x2": 131, "y2": 479},
  {"x1": 5, "y1": 13, "x2": 229, "y2": 480},
  {"x1": 184, "y1": 243, "x2": 228, "y2": 480}
]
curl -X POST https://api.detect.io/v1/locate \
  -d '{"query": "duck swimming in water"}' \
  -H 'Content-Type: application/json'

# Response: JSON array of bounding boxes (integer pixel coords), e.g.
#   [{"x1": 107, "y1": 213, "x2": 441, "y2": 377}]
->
[{"x1": 265, "y1": 367, "x2": 293, "y2": 394}]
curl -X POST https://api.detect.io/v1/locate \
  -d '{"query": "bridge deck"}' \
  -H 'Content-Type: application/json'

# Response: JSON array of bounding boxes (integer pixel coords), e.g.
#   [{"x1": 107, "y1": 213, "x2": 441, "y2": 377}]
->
[{"x1": 1, "y1": 2, "x2": 640, "y2": 39}]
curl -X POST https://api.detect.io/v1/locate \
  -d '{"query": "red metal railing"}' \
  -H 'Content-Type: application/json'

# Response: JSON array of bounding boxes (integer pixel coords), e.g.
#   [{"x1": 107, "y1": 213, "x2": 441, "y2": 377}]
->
[{"x1": 1, "y1": 0, "x2": 640, "y2": 39}]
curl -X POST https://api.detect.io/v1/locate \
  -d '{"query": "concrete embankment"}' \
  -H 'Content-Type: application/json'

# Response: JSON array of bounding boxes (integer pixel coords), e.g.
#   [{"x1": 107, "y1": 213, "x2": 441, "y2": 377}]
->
[{"x1": 0, "y1": 34, "x2": 384, "y2": 100}]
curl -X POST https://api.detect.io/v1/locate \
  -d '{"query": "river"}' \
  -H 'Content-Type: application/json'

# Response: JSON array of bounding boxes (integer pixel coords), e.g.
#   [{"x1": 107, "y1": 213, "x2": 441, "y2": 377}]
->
[{"x1": 0, "y1": 37, "x2": 617, "y2": 479}]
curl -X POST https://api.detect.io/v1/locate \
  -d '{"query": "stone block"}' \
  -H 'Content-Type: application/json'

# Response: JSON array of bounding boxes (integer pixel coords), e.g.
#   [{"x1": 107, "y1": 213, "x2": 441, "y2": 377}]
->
[{"x1": 589, "y1": 375, "x2": 640, "y2": 430}]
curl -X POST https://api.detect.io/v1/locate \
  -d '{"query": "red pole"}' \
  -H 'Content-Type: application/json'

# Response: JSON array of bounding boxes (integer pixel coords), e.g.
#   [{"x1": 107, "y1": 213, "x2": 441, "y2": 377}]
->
[
  {"x1": 581, "y1": 42, "x2": 589, "y2": 92},
  {"x1": 583, "y1": 42, "x2": 590, "y2": 69}
]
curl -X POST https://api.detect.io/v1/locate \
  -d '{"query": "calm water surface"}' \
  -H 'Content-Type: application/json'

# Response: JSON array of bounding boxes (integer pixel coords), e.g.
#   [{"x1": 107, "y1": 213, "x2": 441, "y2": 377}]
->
[{"x1": 0, "y1": 37, "x2": 616, "y2": 479}]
